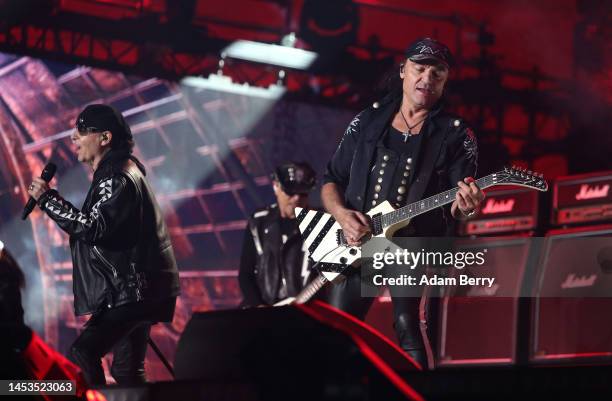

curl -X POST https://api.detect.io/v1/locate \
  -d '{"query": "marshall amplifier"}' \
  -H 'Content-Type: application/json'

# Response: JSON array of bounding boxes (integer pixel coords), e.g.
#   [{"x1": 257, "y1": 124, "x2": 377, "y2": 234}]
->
[
  {"x1": 459, "y1": 185, "x2": 539, "y2": 235},
  {"x1": 436, "y1": 236, "x2": 534, "y2": 366},
  {"x1": 552, "y1": 170, "x2": 612, "y2": 225},
  {"x1": 530, "y1": 225, "x2": 612, "y2": 364}
]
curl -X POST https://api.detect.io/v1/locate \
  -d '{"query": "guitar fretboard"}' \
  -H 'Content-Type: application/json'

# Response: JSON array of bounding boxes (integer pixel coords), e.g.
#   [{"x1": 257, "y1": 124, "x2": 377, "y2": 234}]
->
[
  {"x1": 381, "y1": 175, "x2": 497, "y2": 228},
  {"x1": 294, "y1": 274, "x2": 328, "y2": 304}
]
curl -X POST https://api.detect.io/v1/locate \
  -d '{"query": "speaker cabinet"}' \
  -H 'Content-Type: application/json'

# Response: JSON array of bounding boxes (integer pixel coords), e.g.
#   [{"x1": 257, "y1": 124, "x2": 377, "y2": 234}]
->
[
  {"x1": 530, "y1": 225, "x2": 612, "y2": 363},
  {"x1": 437, "y1": 236, "x2": 534, "y2": 366}
]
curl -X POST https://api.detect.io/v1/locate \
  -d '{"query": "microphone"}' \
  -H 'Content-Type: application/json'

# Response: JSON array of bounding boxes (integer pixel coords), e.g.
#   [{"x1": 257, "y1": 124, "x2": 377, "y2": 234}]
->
[{"x1": 22, "y1": 163, "x2": 57, "y2": 220}]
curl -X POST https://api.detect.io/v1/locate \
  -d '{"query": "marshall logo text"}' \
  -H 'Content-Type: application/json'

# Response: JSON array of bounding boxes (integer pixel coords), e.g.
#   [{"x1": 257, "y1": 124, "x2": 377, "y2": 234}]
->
[
  {"x1": 575, "y1": 184, "x2": 610, "y2": 201},
  {"x1": 482, "y1": 198, "x2": 515, "y2": 214},
  {"x1": 561, "y1": 273, "x2": 597, "y2": 289}
]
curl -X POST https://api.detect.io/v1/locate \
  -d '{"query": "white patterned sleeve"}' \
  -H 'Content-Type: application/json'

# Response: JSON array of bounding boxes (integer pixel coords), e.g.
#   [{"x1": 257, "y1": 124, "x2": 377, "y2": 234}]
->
[{"x1": 38, "y1": 174, "x2": 137, "y2": 244}]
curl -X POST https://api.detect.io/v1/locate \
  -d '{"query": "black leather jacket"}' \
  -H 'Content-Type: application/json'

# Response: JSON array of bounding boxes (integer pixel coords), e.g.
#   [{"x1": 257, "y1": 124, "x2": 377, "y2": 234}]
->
[
  {"x1": 238, "y1": 204, "x2": 311, "y2": 306},
  {"x1": 38, "y1": 150, "x2": 180, "y2": 316}
]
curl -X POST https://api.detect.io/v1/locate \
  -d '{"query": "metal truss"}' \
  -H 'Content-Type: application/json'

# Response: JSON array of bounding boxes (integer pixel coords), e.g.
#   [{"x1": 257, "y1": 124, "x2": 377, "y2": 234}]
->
[{"x1": 0, "y1": 20, "x2": 222, "y2": 79}]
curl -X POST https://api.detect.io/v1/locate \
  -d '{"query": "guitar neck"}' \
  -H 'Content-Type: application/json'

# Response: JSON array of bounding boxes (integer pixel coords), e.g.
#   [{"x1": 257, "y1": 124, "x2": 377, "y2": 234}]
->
[
  {"x1": 382, "y1": 175, "x2": 498, "y2": 228},
  {"x1": 293, "y1": 274, "x2": 329, "y2": 304}
]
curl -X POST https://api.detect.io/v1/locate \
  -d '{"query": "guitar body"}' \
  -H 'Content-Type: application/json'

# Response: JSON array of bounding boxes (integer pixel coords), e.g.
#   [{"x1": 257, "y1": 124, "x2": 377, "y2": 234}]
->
[
  {"x1": 373, "y1": 200, "x2": 414, "y2": 237},
  {"x1": 296, "y1": 201, "x2": 409, "y2": 277},
  {"x1": 296, "y1": 167, "x2": 549, "y2": 279}
]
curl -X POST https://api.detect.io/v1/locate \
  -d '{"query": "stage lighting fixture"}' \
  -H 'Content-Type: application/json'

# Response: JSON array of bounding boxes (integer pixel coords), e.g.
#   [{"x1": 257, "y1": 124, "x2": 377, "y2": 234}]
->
[
  {"x1": 181, "y1": 74, "x2": 286, "y2": 99},
  {"x1": 220, "y1": 39, "x2": 318, "y2": 71}
]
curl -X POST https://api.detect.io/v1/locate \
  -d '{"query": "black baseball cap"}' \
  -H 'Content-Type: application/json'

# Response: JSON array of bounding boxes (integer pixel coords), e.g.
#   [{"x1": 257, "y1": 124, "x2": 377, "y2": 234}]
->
[
  {"x1": 405, "y1": 37, "x2": 454, "y2": 69},
  {"x1": 76, "y1": 104, "x2": 132, "y2": 142},
  {"x1": 273, "y1": 162, "x2": 316, "y2": 196}
]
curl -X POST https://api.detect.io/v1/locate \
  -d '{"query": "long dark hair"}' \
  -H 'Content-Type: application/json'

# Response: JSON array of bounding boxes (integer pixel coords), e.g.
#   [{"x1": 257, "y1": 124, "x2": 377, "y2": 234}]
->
[
  {"x1": 375, "y1": 60, "x2": 405, "y2": 105},
  {"x1": 110, "y1": 110, "x2": 135, "y2": 153},
  {"x1": 110, "y1": 134, "x2": 135, "y2": 153}
]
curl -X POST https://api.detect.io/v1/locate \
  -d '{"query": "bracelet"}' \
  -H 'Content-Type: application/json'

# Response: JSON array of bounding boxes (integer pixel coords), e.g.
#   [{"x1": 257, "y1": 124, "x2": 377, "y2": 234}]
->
[{"x1": 461, "y1": 208, "x2": 477, "y2": 217}]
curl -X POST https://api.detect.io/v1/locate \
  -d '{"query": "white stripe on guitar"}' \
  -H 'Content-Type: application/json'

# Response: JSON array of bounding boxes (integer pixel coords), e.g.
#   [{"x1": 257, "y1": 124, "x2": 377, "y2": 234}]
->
[{"x1": 298, "y1": 210, "x2": 318, "y2": 234}]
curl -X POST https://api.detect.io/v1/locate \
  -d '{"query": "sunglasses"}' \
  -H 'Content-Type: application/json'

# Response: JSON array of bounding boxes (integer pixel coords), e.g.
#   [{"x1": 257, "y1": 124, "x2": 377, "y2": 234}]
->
[
  {"x1": 76, "y1": 117, "x2": 107, "y2": 134},
  {"x1": 285, "y1": 191, "x2": 308, "y2": 197}
]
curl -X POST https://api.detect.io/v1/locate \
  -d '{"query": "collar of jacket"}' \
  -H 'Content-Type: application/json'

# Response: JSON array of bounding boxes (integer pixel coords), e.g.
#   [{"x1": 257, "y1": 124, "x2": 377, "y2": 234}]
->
[
  {"x1": 268, "y1": 203, "x2": 280, "y2": 219},
  {"x1": 364, "y1": 96, "x2": 445, "y2": 144},
  {"x1": 93, "y1": 149, "x2": 146, "y2": 182}
]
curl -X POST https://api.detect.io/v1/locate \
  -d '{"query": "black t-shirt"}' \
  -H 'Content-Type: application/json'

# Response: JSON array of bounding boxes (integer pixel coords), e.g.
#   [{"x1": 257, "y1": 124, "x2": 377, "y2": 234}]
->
[{"x1": 384, "y1": 125, "x2": 422, "y2": 156}]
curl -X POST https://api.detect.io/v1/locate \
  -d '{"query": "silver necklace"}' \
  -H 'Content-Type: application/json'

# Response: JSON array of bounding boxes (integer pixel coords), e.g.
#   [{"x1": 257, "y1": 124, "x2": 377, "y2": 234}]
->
[{"x1": 399, "y1": 108, "x2": 427, "y2": 143}]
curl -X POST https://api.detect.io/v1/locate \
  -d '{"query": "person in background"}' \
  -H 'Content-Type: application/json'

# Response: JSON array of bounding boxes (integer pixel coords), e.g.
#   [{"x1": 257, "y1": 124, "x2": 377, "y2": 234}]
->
[{"x1": 239, "y1": 162, "x2": 317, "y2": 307}]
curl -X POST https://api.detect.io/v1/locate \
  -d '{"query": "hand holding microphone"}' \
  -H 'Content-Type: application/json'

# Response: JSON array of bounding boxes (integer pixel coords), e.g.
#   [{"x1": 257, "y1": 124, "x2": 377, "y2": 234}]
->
[{"x1": 23, "y1": 163, "x2": 56, "y2": 220}]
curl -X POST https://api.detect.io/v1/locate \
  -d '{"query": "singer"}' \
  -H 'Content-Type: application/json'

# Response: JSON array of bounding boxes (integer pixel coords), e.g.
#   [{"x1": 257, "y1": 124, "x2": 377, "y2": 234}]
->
[{"x1": 27, "y1": 104, "x2": 180, "y2": 385}]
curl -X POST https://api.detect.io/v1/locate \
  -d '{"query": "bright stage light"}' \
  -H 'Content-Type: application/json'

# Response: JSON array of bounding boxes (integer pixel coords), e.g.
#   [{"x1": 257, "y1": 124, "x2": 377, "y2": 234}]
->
[
  {"x1": 181, "y1": 74, "x2": 286, "y2": 99},
  {"x1": 221, "y1": 39, "x2": 318, "y2": 71}
]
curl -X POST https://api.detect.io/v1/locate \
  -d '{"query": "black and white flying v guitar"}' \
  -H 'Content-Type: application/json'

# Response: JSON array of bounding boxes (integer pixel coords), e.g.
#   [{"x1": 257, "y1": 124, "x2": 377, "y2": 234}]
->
[{"x1": 289, "y1": 166, "x2": 548, "y2": 296}]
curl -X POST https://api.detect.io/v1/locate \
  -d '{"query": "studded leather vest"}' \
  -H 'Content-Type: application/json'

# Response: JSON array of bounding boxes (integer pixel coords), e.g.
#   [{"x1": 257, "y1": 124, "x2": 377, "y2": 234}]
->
[
  {"x1": 323, "y1": 95, "x2": 478, "y2": 237},
  {"x1": 366, "y1": 126, "x2": 423, "y2": 210}
]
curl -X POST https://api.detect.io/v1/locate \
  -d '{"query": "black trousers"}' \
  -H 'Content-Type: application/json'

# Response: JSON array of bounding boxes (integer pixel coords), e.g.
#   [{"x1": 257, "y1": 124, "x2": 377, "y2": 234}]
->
[
  {"x1": 68, "y1": 298, "x2": 176, "y2": 385},
  {"x1": 324, "y1": 270, "x2": 435, "y2": 369}
]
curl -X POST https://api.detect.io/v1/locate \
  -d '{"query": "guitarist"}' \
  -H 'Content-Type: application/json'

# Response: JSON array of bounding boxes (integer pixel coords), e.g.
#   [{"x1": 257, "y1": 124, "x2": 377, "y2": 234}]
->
[
  {"x1": 320, "y1": 38, "x2": 485, "y2": 368},
  {"x1": 239, "y1": 162, "x2": 317, "y2": 307}
]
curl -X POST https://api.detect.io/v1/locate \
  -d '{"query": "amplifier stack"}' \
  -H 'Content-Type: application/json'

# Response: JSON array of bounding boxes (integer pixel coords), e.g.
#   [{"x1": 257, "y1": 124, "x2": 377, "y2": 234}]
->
[
  {"x1": 459, "y1": 185, "x2": 539, "y2": 235},
  {"x1": 366, "y1": 170, "x2": 612, "y2": 368},
  {"x1": 552, "y1": 170, "x2": 612, "y2": 226}
]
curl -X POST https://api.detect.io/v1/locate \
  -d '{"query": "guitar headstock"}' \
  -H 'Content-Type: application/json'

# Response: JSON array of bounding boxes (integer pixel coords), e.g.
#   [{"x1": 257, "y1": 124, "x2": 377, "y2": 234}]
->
[{"x1": 493, "y1": 166, "x2": 549, "y2": 191}]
